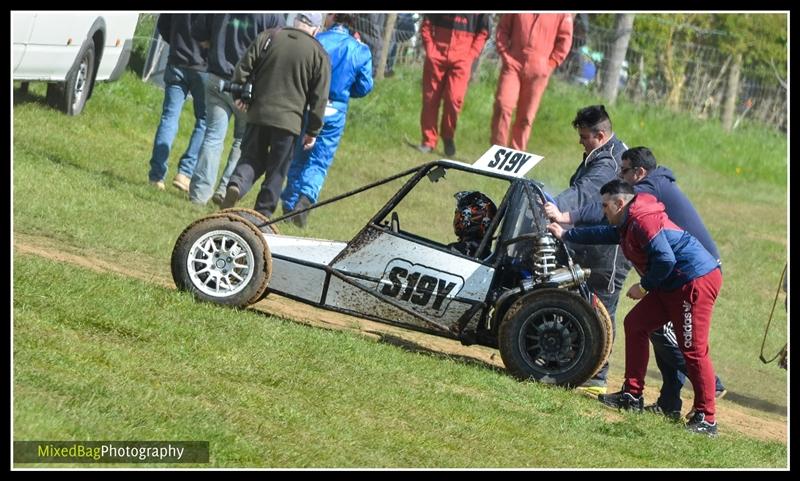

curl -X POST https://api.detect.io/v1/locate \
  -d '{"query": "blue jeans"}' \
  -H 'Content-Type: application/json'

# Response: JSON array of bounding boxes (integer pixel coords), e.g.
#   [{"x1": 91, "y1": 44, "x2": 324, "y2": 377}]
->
[
  {"x1": 189, "y1": 74, "x2": 246, "y2": 204},
  {"x1": 587, "y1": 284, "x2": 622, "y2": 386},
  {"x1": 652, "y1": 322, "x2": 726, "y2": 412},
  {"x1": 583, "y1": 255, "x2": 629, "y2": 387},
  {"x1": 385, "y1": 41, "x2": 398, "y2": 73},
  {"x1": 148, "y1": 65, "x2": 207, "y2": 182}
]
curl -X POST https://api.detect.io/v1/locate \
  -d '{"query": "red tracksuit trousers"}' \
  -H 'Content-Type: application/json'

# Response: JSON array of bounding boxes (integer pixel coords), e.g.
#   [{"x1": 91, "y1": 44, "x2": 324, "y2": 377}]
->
[
  {"x1": 491, "y1": 63, "x2": 551, "y2": 152},
  {"x1": 623, "y1": 268, "x2": 722, "y2": 422},
  {"x1": 420, "y1": 56, "x2": 472, "y2": 148}
]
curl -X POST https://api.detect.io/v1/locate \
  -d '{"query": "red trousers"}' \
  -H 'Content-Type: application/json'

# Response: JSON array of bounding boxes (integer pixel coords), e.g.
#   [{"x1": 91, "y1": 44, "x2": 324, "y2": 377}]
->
[
  {"x1": 491, "y1": 62, "x2": 551, "y2": 151},
  {"x1": 623, "y1": 268, "x2": 722, "y2": 422},
  {"x1": 420, "y1": 56, "x2": 473, "y2": 148}
]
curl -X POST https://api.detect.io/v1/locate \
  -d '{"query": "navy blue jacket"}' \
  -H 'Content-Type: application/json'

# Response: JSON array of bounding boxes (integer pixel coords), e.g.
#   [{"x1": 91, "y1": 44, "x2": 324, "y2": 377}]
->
[
  {"x1": 157, "y1": 14, "x2": 207, "y2": 71},
  {"x1": 192, "y1": 14, "x2": 285, "y2": 79},
  {"x1": 553, "y1": 134, "x2": 630, "y2": 295},
  {"x1": 572, "y1": 166, "x2": 721, "y2": 263},
  {"x1": 555, "y1": 133, "x2": 627, "y2": 214}
]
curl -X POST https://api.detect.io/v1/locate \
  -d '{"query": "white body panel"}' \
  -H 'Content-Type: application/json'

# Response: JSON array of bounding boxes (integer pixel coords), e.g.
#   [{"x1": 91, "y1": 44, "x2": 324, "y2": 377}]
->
[
  {"x1": 269, "y1": 257, "x2": 328, "y2": 304},
  {"x1": 330, "y1": 229, "x2": 493, "y2": 328},
  {"x1": 264, "y1": 235, "x2": 347, "y2": 304},
  {"x1": 262, "y1": 227, "x2": 494, "y2": 330},
  {"x1": 266, "y1": 235, "x2": 347, "y2": 265},
  {"x1": 12, "y1": 12, "x2": 139, "y2": 82}
]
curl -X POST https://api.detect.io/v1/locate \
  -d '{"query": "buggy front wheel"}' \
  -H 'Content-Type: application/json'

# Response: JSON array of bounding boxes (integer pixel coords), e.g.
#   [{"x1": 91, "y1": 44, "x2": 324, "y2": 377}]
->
[{"x1": 171, "y1": 214, "x2": 272, "y2": 307}]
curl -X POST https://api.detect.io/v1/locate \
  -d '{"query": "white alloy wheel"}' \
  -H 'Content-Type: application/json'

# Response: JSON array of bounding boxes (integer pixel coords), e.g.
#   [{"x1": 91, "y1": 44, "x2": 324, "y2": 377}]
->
[{"x1": 186, "y1": 229, "x2": 256, "y2": 298}]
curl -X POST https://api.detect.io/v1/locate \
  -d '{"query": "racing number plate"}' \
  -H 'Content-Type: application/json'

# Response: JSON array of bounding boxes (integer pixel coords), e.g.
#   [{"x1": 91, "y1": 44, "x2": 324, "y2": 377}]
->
[{"x1": 472, "y1": 145, "x2": 543, "y2": 178}]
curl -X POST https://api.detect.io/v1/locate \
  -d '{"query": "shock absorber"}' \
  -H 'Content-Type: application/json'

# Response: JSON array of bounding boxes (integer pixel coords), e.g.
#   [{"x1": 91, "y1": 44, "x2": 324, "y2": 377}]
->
[{"x1": 532, "y1": 233, "x2": 558, "y2": 277}]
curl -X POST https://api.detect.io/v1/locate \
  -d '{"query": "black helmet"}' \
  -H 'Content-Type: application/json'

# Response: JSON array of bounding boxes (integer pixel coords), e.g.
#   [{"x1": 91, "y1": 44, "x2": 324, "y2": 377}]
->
[{"x1": 453, "y1": 191, "x2": 497, "y2": 241}]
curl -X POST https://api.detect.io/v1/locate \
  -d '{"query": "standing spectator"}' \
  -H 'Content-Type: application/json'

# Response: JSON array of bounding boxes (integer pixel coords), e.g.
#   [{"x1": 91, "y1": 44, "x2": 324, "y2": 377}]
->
[
  {"x1": 417, "y1": 14, "x2": 491, "y2": 157},
  {"x1": 548, "y1": 180, "x2": 723, "y2": 437},
  {"x1": 188, "y1": 13, "x2": 284, "y2": 207},
  {"x1": 385, "y1": 13, "x2": 417, "y2": 77},
  {"x1": 220, "y1": 13, "x2": 331, "y2": 219},
  {"x1": 490, "y1": 13, "x2": 573, "y2": 151},
  {"x1": 548, "y1": 105, "x2": 632, "y2": 396},
  {"x1": 353, "y1": 14, "x2": 386, "y2": 77},
  {"x1": 566, "y1": 13, "x2": 590, "y2": 80},
  {"x1": 147, "y1": 14, "x2": 208, "y2": 192},
  {"x1": 546, "y1": 146, "x2": 727, "y2": 418},
  {"x1": 280, "y1": 14, "x2": 373, "y2": 228}
]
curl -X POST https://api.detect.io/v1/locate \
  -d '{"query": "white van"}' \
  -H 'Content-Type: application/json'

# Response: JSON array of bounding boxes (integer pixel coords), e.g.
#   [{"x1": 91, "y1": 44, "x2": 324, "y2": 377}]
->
[{"x1": 13, "y1": 11, "x2": 140, "y2": 115}]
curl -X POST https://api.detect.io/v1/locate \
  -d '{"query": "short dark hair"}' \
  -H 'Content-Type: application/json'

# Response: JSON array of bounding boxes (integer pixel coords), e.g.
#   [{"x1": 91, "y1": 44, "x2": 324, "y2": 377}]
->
[
  {"x1": 600, "y1": 179, "x2": 635, "y2": 197},
  {"x1": 622, "y1": 147, "x2": 657, "y2": 172},
  {"x1": 572, "y1": 105, "x2": 612, "y2": 133},
  {"x1": 331, "y1": 14, "x2": 356, "y2": 31}
]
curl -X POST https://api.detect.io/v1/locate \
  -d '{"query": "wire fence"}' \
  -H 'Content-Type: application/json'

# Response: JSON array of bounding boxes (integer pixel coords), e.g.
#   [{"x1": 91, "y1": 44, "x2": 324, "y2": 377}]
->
[
  {"x1": 134, "y1": 13, "x2": 787, "y2": 132},
  {"x1": 383, "y1": 15, "x2": 787, "y2": 132}
]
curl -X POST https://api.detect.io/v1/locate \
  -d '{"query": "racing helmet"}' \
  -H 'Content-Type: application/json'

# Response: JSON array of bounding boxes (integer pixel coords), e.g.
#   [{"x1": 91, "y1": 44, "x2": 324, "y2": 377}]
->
[{"x1": 453, "y1": 191, "x2": 497, "y2": 241}]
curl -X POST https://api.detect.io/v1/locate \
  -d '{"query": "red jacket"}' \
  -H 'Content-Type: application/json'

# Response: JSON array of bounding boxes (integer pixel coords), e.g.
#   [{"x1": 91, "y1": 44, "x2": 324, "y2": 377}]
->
[
  {"x1": 421, "y1": 14, "x2": 491, "y2": 63},
  {"x1": 496, "y1": 13, "x2": 573, "y2": 77}
]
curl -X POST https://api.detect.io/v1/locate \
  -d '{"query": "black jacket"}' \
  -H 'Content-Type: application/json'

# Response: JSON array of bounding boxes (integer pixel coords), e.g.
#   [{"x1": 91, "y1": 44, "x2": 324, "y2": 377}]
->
[
  {"x1": 192, "y1": 14, "x2": 285, "y2": 79},
  {"x1": 157, "y1": 13, "x2": 207, "y2": 71}
]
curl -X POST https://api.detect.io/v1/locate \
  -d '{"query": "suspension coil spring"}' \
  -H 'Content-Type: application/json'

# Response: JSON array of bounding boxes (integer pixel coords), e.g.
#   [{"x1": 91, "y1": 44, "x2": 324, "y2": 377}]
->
[{"x1": 533, "y1": 234, "x2": 558, "y2": 277}]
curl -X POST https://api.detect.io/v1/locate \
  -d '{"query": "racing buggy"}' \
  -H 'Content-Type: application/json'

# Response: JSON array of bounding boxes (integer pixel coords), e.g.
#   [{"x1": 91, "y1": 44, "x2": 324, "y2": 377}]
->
[{"x1": 171, "y1": 146, "x2": 613, "y2": 387}]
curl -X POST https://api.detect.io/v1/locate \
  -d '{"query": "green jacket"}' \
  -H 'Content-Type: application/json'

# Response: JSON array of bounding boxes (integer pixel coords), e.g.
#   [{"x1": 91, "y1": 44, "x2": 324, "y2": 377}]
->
[{"x1": 233, "y1": 27, "x2": 331, "y2": 136}]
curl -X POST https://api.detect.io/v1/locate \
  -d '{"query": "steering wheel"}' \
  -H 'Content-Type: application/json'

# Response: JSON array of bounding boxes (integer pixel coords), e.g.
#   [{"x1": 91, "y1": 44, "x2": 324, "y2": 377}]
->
[{"x1": 390, "y1": 212, "x2": 400, "y2": 234}]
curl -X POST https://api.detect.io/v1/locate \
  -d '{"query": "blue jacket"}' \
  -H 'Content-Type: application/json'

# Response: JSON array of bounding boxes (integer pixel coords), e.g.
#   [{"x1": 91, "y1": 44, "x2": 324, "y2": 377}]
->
[
  {"x1": 564, "y1": 193, "x2": 720, "y2": 292},
  {"x1": 318, "y1": 24, "x2": 373, "y2": 113},
  {"x1": 572, "y1": 166, "x2": 721, "y2": 263}
]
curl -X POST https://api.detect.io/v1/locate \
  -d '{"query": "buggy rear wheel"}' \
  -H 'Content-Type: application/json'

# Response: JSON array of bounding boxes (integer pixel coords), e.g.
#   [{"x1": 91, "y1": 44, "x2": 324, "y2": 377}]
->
[{"x1": 498, "y1": 288, "x2": 610, "y2": 387}]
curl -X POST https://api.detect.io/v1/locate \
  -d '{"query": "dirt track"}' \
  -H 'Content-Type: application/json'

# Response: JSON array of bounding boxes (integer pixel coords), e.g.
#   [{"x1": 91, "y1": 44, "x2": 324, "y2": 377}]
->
[{"x1": 13, "y1": 232, "x2": 788, "y2": 444}]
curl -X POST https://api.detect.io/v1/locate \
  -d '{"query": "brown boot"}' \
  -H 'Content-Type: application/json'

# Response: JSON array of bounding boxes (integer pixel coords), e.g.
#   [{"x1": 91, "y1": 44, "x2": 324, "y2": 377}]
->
[{"x1": 220, "y1": 185, "x2": 240, "y2": 209}]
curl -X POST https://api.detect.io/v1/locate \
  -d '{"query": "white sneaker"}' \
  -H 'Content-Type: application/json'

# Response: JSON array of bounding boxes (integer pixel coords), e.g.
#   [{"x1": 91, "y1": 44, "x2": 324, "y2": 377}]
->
[{"x1": 172, "y1": 173, "x2": 190, "y2": 192}]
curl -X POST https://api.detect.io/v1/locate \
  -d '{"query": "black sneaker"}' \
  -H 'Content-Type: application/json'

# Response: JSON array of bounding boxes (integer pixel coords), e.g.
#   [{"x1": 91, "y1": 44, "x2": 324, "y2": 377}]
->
[
  {"x1": 443, "y1": 138, "x2": 456, "y2": 157},
  {"x1": 211, "y1": 192, "x2": 225, "y2": 207},
  {"x1": 685, "y1": 411, "x2": 718, "y2": 437},
  {"x1": 220, "y1": 185, "x2": 240, "y2": 210},
  {"x1": 598, "y1": 390, "x2": 644, "y2": 412},
  {"x1": 290, "y1": 195, "x2": 312, "y2": 228},
  {"x1": 644, "y1": 403, "x2": 681, "y2": 421}
]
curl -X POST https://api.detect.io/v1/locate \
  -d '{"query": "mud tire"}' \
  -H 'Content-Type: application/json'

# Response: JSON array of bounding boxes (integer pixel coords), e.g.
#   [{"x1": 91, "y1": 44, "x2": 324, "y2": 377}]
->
[
  {"x1": 171, "y1": 214, "x2": 271, "y2": 307},
  {"x1": 498, "y1": 288, "x2": 611, "y2": 387}
]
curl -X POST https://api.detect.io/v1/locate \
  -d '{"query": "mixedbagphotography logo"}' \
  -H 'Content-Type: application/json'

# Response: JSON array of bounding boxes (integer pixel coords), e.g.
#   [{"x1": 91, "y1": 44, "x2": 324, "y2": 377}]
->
[{"x1": 14, "y1": 441, "x2": 209, "y2": 464}]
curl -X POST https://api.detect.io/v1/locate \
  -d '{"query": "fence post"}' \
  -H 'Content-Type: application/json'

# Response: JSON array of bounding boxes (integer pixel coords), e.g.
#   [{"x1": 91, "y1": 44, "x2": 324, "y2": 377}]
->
[
  {"x1": 722, "y1": 52, "x2": 742, "y2": 132},
  {"x1": 375, "y1": 13, "x2": 397, "y2": 81}
]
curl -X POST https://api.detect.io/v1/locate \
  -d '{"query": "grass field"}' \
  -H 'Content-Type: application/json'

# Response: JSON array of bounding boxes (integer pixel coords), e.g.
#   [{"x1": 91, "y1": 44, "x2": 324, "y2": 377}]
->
[{"x1": 12, "y1": 61, "x2": 787, "y2": 468}]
